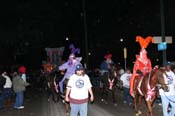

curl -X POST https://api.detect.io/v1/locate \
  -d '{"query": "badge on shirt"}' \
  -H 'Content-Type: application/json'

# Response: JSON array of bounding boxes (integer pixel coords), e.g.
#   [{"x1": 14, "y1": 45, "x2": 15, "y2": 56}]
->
[
  {"x1": 76, "y1": 79, "x2": 84, "y2": 88},
  {"x1": 167, "y1": 76, "x2": 173, "y2": 84}
]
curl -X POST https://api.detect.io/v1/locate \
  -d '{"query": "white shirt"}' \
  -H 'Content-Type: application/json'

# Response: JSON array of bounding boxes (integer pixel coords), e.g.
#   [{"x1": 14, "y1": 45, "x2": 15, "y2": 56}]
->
[
  {"x1": 67, "y1": 74, "x2": 92, "y2": 100},
  {"x1": 3, "y1": 75, "x2": 12, "y2": 88},
  {"x1": 159, "y1": 70, "x2": 175, "y2": 96},
  {"x1": 21, "y1": 74, "x2": 26, "y2": 82},
  {"x1": 120, "y1": 73, "x2": 132, "y2": 88}
]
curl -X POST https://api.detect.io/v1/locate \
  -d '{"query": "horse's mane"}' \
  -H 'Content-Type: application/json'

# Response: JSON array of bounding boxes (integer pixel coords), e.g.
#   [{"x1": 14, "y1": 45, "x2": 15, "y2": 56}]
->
[
  {"x1": 108, "y1": 67, "x2": 116, "y2": 79},
  {"x1": 145, "y1": 67, "x2": 166, "y2": 86}
]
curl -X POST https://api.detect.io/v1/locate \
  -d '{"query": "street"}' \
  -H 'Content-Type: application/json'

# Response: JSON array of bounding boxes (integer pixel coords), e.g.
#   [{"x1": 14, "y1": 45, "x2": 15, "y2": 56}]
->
[{"x1": 0, "y1": 87, "x2": 163, "y2": 116}]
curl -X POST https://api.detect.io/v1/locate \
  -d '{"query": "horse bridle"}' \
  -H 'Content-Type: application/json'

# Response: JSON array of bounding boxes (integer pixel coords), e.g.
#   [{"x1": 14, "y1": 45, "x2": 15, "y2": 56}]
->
[
  {"x1": 156, "y1": 72, "x2": 169, "y2": 90},
  {"x1": 146, "y1": 71, "x2": 168, "y2": 99}
]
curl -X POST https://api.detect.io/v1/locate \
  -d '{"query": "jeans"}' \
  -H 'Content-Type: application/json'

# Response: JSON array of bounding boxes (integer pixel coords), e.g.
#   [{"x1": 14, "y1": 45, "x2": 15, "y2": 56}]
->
[
  {"x1": 160, "y1": 95, "x2": 175, "y2": 116},
  {"x1": 3, "y1": 88, "x2": 12, "y2": 99},
  {"x1": 0, "y1": 95, "x2": 4, "y2": 109},
  {"x1": 14, "y1": 91, "x2": 24, "y2": 107},
  {"x1": 70, "y1": 102, "x2": 88, "y2": 116},
  {"x1": 123, "y1": 87, "x2": 132, "y2": 103}
]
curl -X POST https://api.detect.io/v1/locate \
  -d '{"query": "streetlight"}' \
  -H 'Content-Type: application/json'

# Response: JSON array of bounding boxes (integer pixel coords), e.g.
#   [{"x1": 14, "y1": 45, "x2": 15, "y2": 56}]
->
[
  {"x1": 124, "y1": 47, "x2": 127, "y2": 70},
  {"x1": 66, "y1": 37, "x2": 69, "y2": 41},
  {"x1": 120, "y1": 37, "x2": 127, "y2": 69},
  {"x1": 120, "y1": 38, "x2": 124, "y2": 42}
]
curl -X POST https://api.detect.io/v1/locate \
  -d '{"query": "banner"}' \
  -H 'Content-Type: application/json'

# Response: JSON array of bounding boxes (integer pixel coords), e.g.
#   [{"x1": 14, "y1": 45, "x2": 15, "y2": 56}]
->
[{"x1": 45, "y1": 47, "x2": 64, "y2": 65}]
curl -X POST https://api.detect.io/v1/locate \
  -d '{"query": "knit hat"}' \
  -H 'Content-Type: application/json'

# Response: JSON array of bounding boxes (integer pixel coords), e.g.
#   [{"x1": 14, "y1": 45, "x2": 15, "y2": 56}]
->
[
  {"x1": 18, "y1": 66, "x2": 26, "y2": 73},
  {"x1": 104, "y1": 53, "x2": 112, "y2": 59}
]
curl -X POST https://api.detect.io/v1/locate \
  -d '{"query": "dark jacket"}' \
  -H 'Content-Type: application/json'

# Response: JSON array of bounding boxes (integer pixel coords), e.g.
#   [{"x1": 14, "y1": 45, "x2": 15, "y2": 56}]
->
[{"x1": 0, "y1": 75, "x2": 6, "y2": 95}]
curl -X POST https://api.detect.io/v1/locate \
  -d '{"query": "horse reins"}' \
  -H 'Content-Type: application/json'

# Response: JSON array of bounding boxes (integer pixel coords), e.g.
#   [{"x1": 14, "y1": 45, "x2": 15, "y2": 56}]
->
[
  {"x1": 146, "y1": 71, "x2": 170, "y2": 101},
  {"x1": 146, "y1": 73, "x2": 156, "y2": 101},
  {"x1": 108, "y1": 78, "x2": 114, "y2": 90}
]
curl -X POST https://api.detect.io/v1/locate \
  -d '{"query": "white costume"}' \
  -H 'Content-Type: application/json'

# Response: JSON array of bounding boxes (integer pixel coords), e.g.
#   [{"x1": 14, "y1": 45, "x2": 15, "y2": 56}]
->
[{"x1": 159, "y1": 70, "x2": 175, "y2": 116}]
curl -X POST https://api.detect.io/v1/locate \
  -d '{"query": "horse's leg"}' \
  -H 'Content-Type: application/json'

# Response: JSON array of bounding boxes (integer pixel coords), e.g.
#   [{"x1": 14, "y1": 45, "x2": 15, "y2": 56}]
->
[
  {"x1": 53, "y1": 91, "x2": 57, "y2": 102},
  {"x1": 133, "y1": 79, "x2": 138, "y2": 113},
  {"x1": 137, "y1": 96, "x2": 142, "y2": 115},
  {"x1": 145, "y1": 101, "x2": 152, "y2": 116},
  {"x1": 101, "y1": 84, "x2": 105, "y2": 101},
  {"x1": 104, "y1": 88, "x2": 108, "y2": 104},
  {"x1": 147, "y1": 97, "x2": 156, "y2": 116},
  {"x1": 112, "y1": 88, "x2": 117, "y2": 106},
  {"x1": 65, "y1": 102, "x2": 70, "y2": 116},
  {"x1": 133, "y1": 94, "x2": 138, "y2": 114}
]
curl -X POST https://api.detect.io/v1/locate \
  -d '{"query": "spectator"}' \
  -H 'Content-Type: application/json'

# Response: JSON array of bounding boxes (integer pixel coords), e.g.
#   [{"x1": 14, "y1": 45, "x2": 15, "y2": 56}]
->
[
  {"x1": 120, "y1": 68, "x2": 133, "y2": 106},
  {"x1": 65, "y1": 64, "x2": 94, "y2": 116},
  {"x1": 0, "y1": 75, "x2": 6, "y2": 109},
  {"x1": 18, "y1": 66, "x2": 27, "y2": 82},
  {"x1": 159, "y1": 63, "x2": 175, "y2": 116},
  {"x1": 2, "y1": 72, "x2": 12, "y2": 108},
  {"x1": 12, "y1": 71, "x2": 29, "y2": 109}
]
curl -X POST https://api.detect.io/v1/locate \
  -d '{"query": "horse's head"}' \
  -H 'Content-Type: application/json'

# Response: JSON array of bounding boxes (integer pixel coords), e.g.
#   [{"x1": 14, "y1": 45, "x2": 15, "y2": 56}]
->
[
  {"x1": 106, "y1": 68, "x2": 116, "y2": 90},
  {"x1": 154, "y1": 68, "x2": 169, "y2": 92}
]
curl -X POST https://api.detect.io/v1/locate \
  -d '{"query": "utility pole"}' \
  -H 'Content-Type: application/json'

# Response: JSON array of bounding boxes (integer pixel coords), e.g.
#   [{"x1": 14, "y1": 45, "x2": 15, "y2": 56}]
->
[
  {"x1": 160, "y1": 0, "x2": 167, "y2": 66},
  {"x1": 82, "y1": 0, "x2": 89, "y2": 69}
]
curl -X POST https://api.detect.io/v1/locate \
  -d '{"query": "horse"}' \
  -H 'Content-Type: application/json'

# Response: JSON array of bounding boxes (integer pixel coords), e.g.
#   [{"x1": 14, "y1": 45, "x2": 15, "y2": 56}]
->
[
  {"x1": 133, "y1": 67, "x2": 169, "y2": 116},
  {"x1": 46, "y1": 70, "x2": 63, "y2": 103},
  {"x1": 47, "y1": 69, "x2": 70, "y2": 116},
  {"x1": 100, "y1": 67, "x2": 118, "y2": 106}
]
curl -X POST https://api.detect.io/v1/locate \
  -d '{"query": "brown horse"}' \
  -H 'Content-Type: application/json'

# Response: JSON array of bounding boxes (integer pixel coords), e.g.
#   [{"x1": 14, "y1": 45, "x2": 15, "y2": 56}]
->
[{"x1": 133, "y1": 67, "x2": 169, "y2": 116}]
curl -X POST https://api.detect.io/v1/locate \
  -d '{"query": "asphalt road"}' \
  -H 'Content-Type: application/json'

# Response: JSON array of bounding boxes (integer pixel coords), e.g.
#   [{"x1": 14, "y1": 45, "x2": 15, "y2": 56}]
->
[{"x1": 0, "y1": 87, "x2": 163, "y2": 116}]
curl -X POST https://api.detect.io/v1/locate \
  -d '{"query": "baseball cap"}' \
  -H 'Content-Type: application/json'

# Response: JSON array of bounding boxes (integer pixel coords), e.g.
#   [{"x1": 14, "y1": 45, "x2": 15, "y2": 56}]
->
[
  {"x1": 75, "y1": 64, "x2": 84, "y2": 71},
  {"x1": 165, "y1": 62, "x2": 171, "y2": 66}
]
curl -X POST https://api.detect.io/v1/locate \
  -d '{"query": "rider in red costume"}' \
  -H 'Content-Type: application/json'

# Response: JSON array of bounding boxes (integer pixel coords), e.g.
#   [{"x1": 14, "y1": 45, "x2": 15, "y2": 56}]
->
[{"x1": 130, "y1": 36, "x2": 153, "y2": 98}]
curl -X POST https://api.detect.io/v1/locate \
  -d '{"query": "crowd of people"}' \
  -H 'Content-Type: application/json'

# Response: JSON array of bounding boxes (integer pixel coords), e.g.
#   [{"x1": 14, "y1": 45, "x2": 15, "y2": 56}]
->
[
  {"x1": 0, "y1": 41, "x2": 175, "y2": 116},
  {"x1": 0, "y1": 66, "x2": 29, "y2": 110},
  {"x1": 43, "y1": 45, "x2": 175, "y2": 116}
]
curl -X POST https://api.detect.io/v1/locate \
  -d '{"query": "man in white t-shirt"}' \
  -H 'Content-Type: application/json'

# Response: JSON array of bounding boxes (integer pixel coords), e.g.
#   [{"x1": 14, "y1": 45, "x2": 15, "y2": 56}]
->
[
  {"x1": 65, "y1": 64, "x2": 94, "y2": 116},
  {"x1": 120, "y1": 68, "x2": 132, "y2": 105},
  {"x1": 159, "y1": 63, "x2": 175, "y2": 116}
]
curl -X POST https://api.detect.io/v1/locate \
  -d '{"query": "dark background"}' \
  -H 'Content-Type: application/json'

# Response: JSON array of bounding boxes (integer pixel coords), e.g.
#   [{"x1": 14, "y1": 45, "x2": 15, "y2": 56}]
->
[{"x1": 0, "y1": 0, "x2": 175, "y2": 70}]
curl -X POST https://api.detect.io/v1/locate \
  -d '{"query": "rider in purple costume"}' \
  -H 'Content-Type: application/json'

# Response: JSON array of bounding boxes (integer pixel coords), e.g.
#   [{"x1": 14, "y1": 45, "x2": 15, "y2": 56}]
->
[{"x1": 58, "y1": 53, "x2": 82, "y2": 96}]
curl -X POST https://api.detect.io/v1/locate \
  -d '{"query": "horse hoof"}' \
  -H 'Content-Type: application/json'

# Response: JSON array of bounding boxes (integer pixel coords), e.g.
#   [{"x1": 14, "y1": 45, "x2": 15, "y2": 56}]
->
[
  {"x1": 135, "y1": 113, "x2": 139, "y2": 116},
  {"x1": 138, "y1": 111, "x2": 142, "y2": 115},
  {"x1": 62, "y1": 100, "x2": 65, "y2": 103},
  {"x1": 66, "y1": 112, "x2": 70, "y2": 116}
]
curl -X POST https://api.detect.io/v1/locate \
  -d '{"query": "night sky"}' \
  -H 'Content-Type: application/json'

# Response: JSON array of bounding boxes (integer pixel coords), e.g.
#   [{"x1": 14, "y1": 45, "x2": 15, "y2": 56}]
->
[{"x1": 0, "y1": 0, "x2": 175, "y2": 69}]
